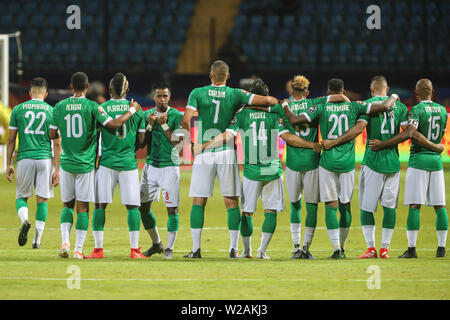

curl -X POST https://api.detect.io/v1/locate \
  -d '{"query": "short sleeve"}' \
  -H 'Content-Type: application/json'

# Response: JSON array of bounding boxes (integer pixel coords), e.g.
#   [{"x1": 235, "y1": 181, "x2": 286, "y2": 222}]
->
[
  {"x1": 358, "y1": 114, "x2": 370, "y2": 123},
  {"x1": 234, "y1": 88, "x2": 254, "y2": 106},
  {"x1": 352, "y1": 101, "x2": 371, "y2": 115},
  {"x1": 399, "y1": 103, "x2": 408, "y2": 126},
  {"x1": 300, "y1": 103, "x2": 321, "y2": 123},
  {"x1": 50, "y1": 103, "x2": 59, "y2": 129},
  {"x1": 95, "y1": 103, "x2": 113, "y2": 126},
  {"x1": 407, "y1": 106, "x2": 420, "y2": 129},
  {"x1": 186, "y1": 88, "x2": 199, "y2": 111},
  {"x1": 277, "y1": 115, "x2": 289, "y2": 136},
  {"x1": 226, "y1": 112, "x2": 242, "y2": 136},
  {"x1": 9, "y1": 106, "x2": 17, "y2": 129},
  {"x1": 138, "y1": 110, "x2": 146, "y2": 133}
]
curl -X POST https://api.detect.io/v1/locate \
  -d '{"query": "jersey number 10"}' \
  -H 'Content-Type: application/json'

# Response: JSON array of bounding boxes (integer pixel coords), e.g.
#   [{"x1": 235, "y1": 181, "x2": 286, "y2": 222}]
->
[{"x1": 64, "y1": 114, "x2": 83, "y2": 138}]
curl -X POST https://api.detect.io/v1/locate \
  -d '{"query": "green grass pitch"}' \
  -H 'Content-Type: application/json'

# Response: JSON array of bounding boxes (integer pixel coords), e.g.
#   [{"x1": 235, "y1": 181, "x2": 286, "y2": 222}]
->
[{"x1": 0, "y1": 164, "x2": 449, "y2": 300}]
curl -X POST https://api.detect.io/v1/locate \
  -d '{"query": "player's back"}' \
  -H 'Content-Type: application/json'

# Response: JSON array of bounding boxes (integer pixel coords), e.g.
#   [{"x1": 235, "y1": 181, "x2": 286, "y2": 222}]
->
[
  {"x1": 99, "y1": 99, "x2": 144, "y2": 171},
  {"x1": 230, "y1": 108, "x2": 284, "y2": 181},
  {"x1": 408, "y1": 100, "x2": 447, "y2": 171},
  {"x1": 10, "y1": 99, "x2": 53, "y2": 161},
  {"x1": 52, "y1": 96, "x2": 102, "y2": 173},
  {"x1": 362, "y1": 97, "x2": 408, "y2": 174},
  {"x1": 313, "y1": 100, "x2": 370, "y2": 172},
  {"x1": 187, "y1": 85, "x2": 253, "y2": 146}
]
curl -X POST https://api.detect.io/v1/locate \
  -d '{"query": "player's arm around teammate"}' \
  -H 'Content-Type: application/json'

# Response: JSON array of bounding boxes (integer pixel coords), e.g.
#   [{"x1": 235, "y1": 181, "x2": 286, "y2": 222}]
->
[
  {"x1": 6, "y1": 77, "x2": 57, "y2": 249},
  {"x1": 139, "y1": 83, "x2": 183, "y2": 259}
]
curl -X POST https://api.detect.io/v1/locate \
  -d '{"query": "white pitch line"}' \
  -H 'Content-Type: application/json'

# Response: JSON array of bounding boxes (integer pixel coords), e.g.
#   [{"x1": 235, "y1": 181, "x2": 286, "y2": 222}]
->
[{"x1": 0, "y1": 277, "x2": 448, "y2": 283}]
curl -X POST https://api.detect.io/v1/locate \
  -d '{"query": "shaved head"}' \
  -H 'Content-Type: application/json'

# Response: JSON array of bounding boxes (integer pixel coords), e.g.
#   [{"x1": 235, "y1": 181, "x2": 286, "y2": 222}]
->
[
  {"x1": 210, "y1": 60, "x2": 229, "y2": 82},
  {"x1": 415, "y1": 78, "x2": 433, "y2": 100},
  {"x1": 370, "y1": 75, "x2": 389, "y2": 96}
]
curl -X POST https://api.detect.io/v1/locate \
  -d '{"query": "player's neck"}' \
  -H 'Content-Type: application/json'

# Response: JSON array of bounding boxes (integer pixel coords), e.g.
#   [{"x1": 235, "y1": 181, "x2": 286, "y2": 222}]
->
[
  {"x1": 156, "y1": 105, "x2": 169, "y2": 113},
  {"x1": 291, "y1": 94, "x2": 306, "y2": 101},
  {"x1": 73, "y1": 91, "x2": 86, "y2": 98},
  {"x1": 372, "y1": 91, "x2": 387, "y2": 97},
  {"x1": 211, "y1": 81, "x2": 226, "y2": 87},
  {"x1": 30, "y1": 95, "x2": 45, "y2": 101},
  {"x1": 111, "y1": 95, "x2": 126, "y2": 100},
  {"x1": 418, "y1": 96, "x2": 433, "y2": 103}
]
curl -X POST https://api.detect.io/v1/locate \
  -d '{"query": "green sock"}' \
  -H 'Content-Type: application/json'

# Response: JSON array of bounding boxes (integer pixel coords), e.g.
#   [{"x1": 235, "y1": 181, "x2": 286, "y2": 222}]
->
[
  {"x1": 382, "y1": 207, "x2": 396, "y2": 229},
  {"x1": 290, "y1": 201, "x2": 301, "y2": 224},
  {"x1": 435, "y1": 208, "x2": 448, "y2": 231},
  {"x1": 360, "y1": 209, "x2": 375, "y2": 226},
  {"x1": 305, "y1": 203, "x2": 318, "y2": 228},
  {"x1": 141, "y1": 209, "x2": 157, "y2": 230},
  {"x1": 325, "y1": 205, "x2": 339, "y2": 230},
  {"x1": 15, "y1": 198, "x2": 28, "y2": 212},
  {"x1": 167, "y1": 213, "x2": 180, "y2": 232},
  {"x1": 127, "y1": 208, "x2": 140, "y2": 232},
  {"x1": 93, "y1": 209, "x2": 106, "y2": 231},
  {"x1": 262, "y1": 212, "x2": 277, "y2": 234},
  {"x1": 227, "y1": 207, "x2": 241, "y2": 231},
  {"x1": 35, "y1": 202, "x2": 48, "y2": 222},
  {"x1": 60, "y1": 207, "x2": 74, "y2": 224},
  {"x1": 406, "y1": 208, "x2": 420, "y2": 231},
  {"x1": 339, "y1": 203, "x2": 352, "y2": 228},
  {"x1": 75, "y1": 212, "x2": 89, "y2": 231},
  {"x1": 190, "y1": 205, "x2": 205, "y2": 229},
  {"x1": 240, "y1": 214, "x2": 253, "y2": 237}
]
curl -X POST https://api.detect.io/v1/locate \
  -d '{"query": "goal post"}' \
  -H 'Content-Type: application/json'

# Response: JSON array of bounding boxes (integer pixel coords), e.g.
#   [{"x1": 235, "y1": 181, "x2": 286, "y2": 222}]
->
[{"x1": 0, "y1": 34, "x2": 9, "y2": 173}]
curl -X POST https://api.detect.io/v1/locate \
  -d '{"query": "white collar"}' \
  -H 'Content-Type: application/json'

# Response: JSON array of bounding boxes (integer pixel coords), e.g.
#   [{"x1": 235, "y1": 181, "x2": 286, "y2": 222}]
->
[
  {"x1": 155, "y1": 106, "x2": 171, "y2": 113},
  {"x1": 72, "y1": 95, "x2": 85, "y2": 99},
  {"x1": 211, "y1": 84, "x2": 225, "y2": 88},
  {"x1": 291, "y1": 98, "x2": 306, "y2": 102},
  {"x1": 31, "y1": 98, "x2": 43, "y2": 101},
  {"x1": 421, "y1": 100, "x2": 433, "y2": 103},
  {"x1": 110, "y1": 98, "x2": 127, "y2": 101},
  {"x1": 374, "y1": 95, "x2": 388, "y2": 98}
]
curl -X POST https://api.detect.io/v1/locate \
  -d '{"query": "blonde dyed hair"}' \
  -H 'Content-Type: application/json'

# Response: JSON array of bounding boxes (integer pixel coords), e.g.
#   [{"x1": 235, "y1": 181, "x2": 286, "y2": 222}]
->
[{"x1": 291, "y1": 75, "x2": 310, "y2": 93}]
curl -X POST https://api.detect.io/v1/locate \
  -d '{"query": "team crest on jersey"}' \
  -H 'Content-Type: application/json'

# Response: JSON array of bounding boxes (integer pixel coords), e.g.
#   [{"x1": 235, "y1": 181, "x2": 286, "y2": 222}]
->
[
  {"x1": 278, "y1": 117, "x2": 285, "y2": 126},
  {"x1": 98, "y1": 106, "x2": 107, "y2": 116},
  {"x1": 230, "y1": 116, "x2": 237, "y2": 126}
]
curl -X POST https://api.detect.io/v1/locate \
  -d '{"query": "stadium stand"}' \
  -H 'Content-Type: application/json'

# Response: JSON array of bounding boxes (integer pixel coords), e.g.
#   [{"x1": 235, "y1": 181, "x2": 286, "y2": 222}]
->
[
  {"x1": 228, "y1": 0, "x2": 450, "y2": 72},
  {"x1": 0, "y1": 0, "x2": 196, "y2": 72}
]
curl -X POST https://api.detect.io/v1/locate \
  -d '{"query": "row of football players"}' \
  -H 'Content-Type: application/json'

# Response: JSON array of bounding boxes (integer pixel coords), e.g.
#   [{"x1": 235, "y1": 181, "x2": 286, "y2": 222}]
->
[{"x1": 7, "y1": 61, "x2": 447, "y2": 259}]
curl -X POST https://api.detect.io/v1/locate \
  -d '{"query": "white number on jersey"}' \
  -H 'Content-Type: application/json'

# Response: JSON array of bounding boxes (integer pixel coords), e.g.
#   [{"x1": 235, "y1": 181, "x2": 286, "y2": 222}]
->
[
  {"x1": 115, "y1": 115, "x2": 127, "y2": 139},
  {"x1": 250, "y1": 121, "x2": 268, "y2": 146},
  {"x1": 380, "y1": 112, "x2": 395, "y2": 135},
  {"x1": 328, "y1": 114, "x2": 349, "y2": 139},
  {"x1": 427, "y1": 115, "x2": 441, "y2": 140},
  {"x1": 24, "y1": 111, "x2": 46, "y2": 135},
  {"x1": 64, "y1": 113, "x2": 83, "y2": 138},
  {"x1": 212, "y1": 99, "x2": 220, "y2": 124}
]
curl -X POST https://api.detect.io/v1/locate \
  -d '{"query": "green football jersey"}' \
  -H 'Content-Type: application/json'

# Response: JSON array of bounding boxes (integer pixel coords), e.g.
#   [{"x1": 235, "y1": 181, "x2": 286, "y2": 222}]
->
[
  {"x1": 360, "y1": 96, "x2": 408, "y2": 174},
  {"x1": 51, "y1": 96, "x2": 112, "y2": 174},
  {"x1": 99, "y1": 99, "x2": 145, "y2": 171},
  {"x1": 407, "y1": 100, "x2": 447, "y2": 171},
  {"x1": 272, "y1": 96, "x2": 328, "y2": 172},
  {"x1": 9, "y1": 99, "x2": 54, "y2": 161},
  {"x1": 227, "y1": 108, "x2": 288, "y2": 181},
  {"x1": 144, "y1": 107, "x2": 183, "y2": 168},
  {"x1": 302, "y1": 100, "x2": 372, "y2": 173},
  {"x1": 186, "y1": 85, "x2": 254, "y2": 152}
]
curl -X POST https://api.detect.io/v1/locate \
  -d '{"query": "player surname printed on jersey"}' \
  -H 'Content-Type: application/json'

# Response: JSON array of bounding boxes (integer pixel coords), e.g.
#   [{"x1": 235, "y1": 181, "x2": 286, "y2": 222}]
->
[
  {"x1": 208, "y1": 89, "x2": 226, "y2": 98},
  {"x1": 65, "y1": 103, "x2": 82, "y2": 110}
]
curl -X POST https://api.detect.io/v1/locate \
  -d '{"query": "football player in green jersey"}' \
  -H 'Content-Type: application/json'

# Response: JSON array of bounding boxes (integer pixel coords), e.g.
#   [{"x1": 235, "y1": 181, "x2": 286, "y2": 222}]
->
[
  {"x1": 322, "y1": 76, "x2": 442, "y2": 259},
  {"x1": 282, "y1": 78, "x2": 398, "y2": 258},
  {"x1": 369, "y1": 79, "x2": 447, "y2": 258},
  {"x1": 201, "y1": 79, "x2": 321, "y2": 258},
  {"x1": 6, "y1": 77, "x2": 62, "y2": 249},
  {"x1": 87, "y1": 73, "x2": 147, "y2": 259},
  {"x1": 139, "y1": 83, "x2": 184, "y2": 259},
  {"x1": 181, "y1": 60, "x2": 279, "y2": 258},
  {"x1": 272, "y1": 75, "x2": 349, "y2": 259},
  {"x1": 50, "y1": 72, "x2": 141, "y2": 259}
]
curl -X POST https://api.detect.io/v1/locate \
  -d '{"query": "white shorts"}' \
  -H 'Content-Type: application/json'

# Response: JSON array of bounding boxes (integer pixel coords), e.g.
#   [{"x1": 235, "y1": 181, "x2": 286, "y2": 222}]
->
[
  {"x1": 140, "y1": 164, "x2": 180, "y2": 207},
  {"x1": 16, "y1": 159, "x2": 53, "y2": 199},
  {"x1": 404, "y1": 167, "x2": 446, "y2": 206},
  {"x1": 241, "y1": 176, "x2": 285, "y2": 213},
  {"x1": 189, "y1": 149, "x2": 240, "y2": 198},
  {"x1": 95, "y1": 166, "x2": 140, "y2": 206},
  {"x1": 285, "y1": 167, "x2": 319, "y2": 204},
  {"x1": 60, "y1": 169, "x2": 95, "y2": 203},
  {"x1": 359, "y1": 165, "x2": 400, "y2": 212},
  {"x1": 319, "y1": 166, "x2": 355, "y2": 204}
]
